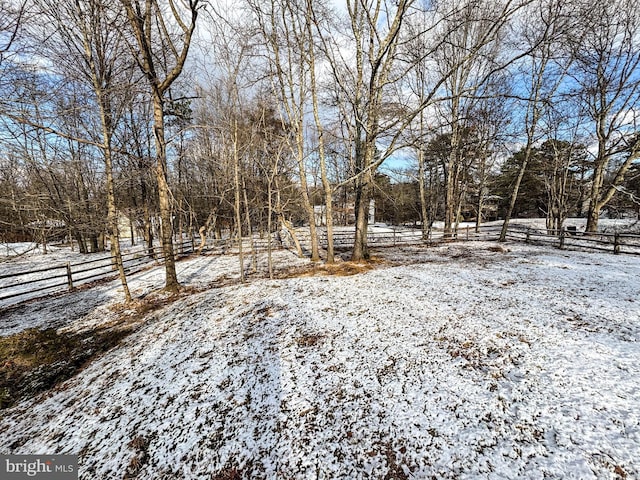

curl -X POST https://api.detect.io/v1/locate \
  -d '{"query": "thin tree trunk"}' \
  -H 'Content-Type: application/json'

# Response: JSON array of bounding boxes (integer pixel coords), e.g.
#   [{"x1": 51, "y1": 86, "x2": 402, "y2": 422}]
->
[
  {"x1": 178, "y1": 198, "x2": 184, "y2": 254},
  {"x1": 306, "y1": 0, "x2": 334, "y2": 263},
  {"x1": 105, "y1": 154, "x2": 132, "y2": 303},
  {"x1": 499, "y1": 143, "x2": 532, "y2": 241},
  {"x1": 418, "y1": 147, "x2": 430, "y2": 241},
  {"x1": 267, "y1": 178, "x2": 274, "y2": 279},
  {"x1": 296, "y1": 136, "x2": 320, "y2": 261},
  {"x1": 120, "y1": 0, "x2": 199, "y2": 291},
  {"x1": 232, "y1": 121, "x2": 245, "y2": 283},
  {"x1": 476, "y1": 197, "x2": 484, "y2": 233},
  {"x1": 242, "y1": 176, "x2": 257, "y2": 273},
  {"x1": 444, "y1": 99, "x2": 461, "y2": 238},
  {"x1": 95, "y1": 86, "x2": 132, "y2": 300},
  {"x1": 129, "y1": 211, "x2": 135, "y2": 246}
]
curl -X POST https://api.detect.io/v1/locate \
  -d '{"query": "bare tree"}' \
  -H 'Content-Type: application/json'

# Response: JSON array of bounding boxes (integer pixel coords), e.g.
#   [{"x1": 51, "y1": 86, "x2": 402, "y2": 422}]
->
[
  {"x1": 321, "y1": 0, "x2": 415, "y2": 261},
  {"x1": 120, "y1": 0, "x2": 202, "y2": 292},
  {"x1": 434, "y1": 0, "x2": 516, "y2": 237},
  {"x1": 567, "y1": 0, "x2": 640, "y2": 233},
  {"x1": 0, "y1": 1, "x2": 26, "y2": 68},
  {"x1": 468, "y1": 94, "x2": 510, "y2": 232},
  {"x1": 322, "y1": 0, "x2": 528, "y2": 258},
  {"x1": 305, "y1": 0, "x2": 335, "y2": 263},
  {"x1": 248, "y1": 0, "x2": 323, "y2": 262},
  {"x1": 499, "y1": 0, "x2": 570, "y2": 241},
  {"x1": 117, "y1": 96, "x2": 158, "y2": 256},
  {"x1": 540, "y1": 102, "x2": 588, "y2": 232},
  {"x1": 36, "y1": 0, "x2": 135, "y2": 302}
]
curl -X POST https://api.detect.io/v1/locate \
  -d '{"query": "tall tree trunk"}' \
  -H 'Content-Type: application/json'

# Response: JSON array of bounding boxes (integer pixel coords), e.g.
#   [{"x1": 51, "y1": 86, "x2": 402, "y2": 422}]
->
[
  {"x1": 444, "y1": 103, "x2": 461, "y2": 238},
  {"x1": 296, "y1": 135, "x2": 320, "y2": 261},
  {"x1": 476, "y1": 194, "x2": 484, "y2": 233},
  {"x1": 178, "y1": 198, "x2": 184, "y2": 253},
  {"x1": 242, "y1": 176, "x2": 257, "y2": 273},
  {"x1": 120, "y1": 0, "x2": 199, "y2": 291},
  {"x1": 105, "y1": 149, "x2": 132, "y2": 303},
  {"x1": 267, "y1": 177, "x2": 274, "y2": 279},
  {"x1": 306, "y1": 0, "x2": 334, "y2": 263},
  {"x1": 352, "y1": 169, "x2": 372, "y2": 261},
  {"x1": 129, "y1": 211, "x2": 135, "y2": 246},
  {"x1": 89, "y1": 47, "x2": 132, "y2": 301},
  {"x1": 143, "y1": 203, "x2": 154, "y2": 257},
  {"x1": 233, "y1": 121, "x2": 245, "y2": 283},
  {"x1": 418, "y1": 148, "x2": 430, "y2": 241},
  {"x1": 152, "y1": 91, "x2": 179, "y2": 291}
]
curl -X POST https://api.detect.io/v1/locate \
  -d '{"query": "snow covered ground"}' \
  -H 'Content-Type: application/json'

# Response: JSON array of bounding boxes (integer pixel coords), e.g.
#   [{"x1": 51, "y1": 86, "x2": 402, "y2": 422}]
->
[{"x1": 0, "y1": 242, "x2": 639, "y2": 479}]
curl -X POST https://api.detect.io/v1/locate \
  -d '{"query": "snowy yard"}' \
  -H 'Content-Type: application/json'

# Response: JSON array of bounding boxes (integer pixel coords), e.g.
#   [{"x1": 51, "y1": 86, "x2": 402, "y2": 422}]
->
[{"x1": 0, "y1": 242, "x2": 639, "y2": 479}]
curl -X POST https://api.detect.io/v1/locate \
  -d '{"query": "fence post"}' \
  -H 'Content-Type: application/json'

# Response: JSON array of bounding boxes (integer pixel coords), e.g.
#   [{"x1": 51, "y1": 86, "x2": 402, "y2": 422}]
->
[
  {"x1": 466, "y1": 226, "x2": 469, "y2": 241},
  {"x1": 66, "y1": 262, "x2": 74, "y2": 291},
  {"x1": 525, "y1": 227, "x2": 530, "y2": 244},
  {"x1": 559, "y1": 228, "x2": 565, "y2": 249},
  {"x1": 393, "y1": 227, "x2": 397, "y2": 247},
  {"x1": 614, "y1": 233, "x2": 620, "y2": 255}
]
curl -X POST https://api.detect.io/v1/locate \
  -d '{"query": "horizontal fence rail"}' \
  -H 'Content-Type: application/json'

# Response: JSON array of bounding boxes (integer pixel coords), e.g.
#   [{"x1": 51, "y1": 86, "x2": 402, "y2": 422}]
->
[
  {"x1": 1, "y1": 224, "x2": 639, "y2": 309},
  {"x1": 0, "y1": 233, "x2": 293, "y2": 308},
  {"x1": 504, "y1": 226, "x2": 640, "y2": 256},
  {"x1": 0, "y1": 238, "x2": 197, "y2": 308},
  {"x1": 301, "y1": 225, "x2": 503, "y2": 250}
]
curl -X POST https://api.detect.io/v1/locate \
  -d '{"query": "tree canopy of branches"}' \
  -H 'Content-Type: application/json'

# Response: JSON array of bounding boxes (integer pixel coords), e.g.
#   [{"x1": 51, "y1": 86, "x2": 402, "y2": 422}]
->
[{"x1": 1, "y1": 0, "x2": 640, "y2": 285}]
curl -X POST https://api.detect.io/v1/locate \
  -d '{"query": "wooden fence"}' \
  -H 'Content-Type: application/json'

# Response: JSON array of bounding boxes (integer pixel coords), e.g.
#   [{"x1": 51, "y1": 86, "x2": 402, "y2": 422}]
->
[
  {"x1": 306, "y1": 225, "x2": 503, "y2": 249},
  {"x1": 1, "y1": 224, "x2": 639, "y2": 309},
  {"x1": 0, "y1": 239, "x2": 196, "y2": 307},
  {"x1": 0, "y1": 233, "x2": 291, "y2": 308},
  {"x1": 311, "y1": 223, "x2": 640, "y2": 256},
  {"x1": 503, "y1": 226, "x2": 640, "y2": 256}
]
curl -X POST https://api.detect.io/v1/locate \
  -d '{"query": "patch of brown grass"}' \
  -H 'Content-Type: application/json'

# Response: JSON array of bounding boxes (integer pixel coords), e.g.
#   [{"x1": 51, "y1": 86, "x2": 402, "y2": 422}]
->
[
  {"x1": 278, "y1": 257, "x2": 385, "y2": 279},
  {"x1": 315, "y1": 261, "x2": 376, "y2": 276},
  {"x1": 110, "y1": 286, "x2": 200, "y2": 318},
  {"x1": 211, "y1": 467, "x2": 242, "y2": 480},
  {"x1": 613, "y1": 465, "x2": 627, "y2": 479},
  {"x1": 123, "y1": 435, "x2": 152, "y2": 479},
  {"x1": 0, "y1": 286, "x2": 205, "y2": 409},
  {"x1": 295, "y1": 333, "x2": 326, "y2": 347},
  {"x1": 0, "y1": 325, "x2": 133, "y2": 409},
  {"x1": 487, "y1": 245, "x2": 510, "y2": 253}
]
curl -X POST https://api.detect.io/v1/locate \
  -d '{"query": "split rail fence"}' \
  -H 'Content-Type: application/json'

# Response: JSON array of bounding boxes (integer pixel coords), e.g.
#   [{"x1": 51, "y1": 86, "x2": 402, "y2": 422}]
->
[
  {"x1": 0, "y1": 239, "x2": 196, "y2": 308},
  {"x1": 503, "y1": 226, "x2": 640, "y2": 256},
  {"x1": 1, "y1": 224, "x2": 639, "y2": 309}
]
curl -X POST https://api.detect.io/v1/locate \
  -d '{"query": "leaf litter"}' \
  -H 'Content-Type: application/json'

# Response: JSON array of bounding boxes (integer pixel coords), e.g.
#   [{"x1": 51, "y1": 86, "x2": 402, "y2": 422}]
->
[{"x1": 0, "y1": 242, "x2": 638, "y2": 479}]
